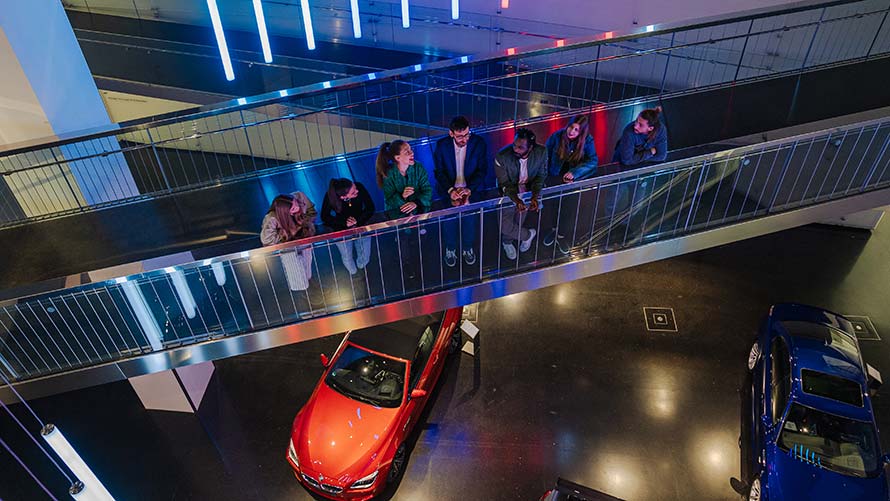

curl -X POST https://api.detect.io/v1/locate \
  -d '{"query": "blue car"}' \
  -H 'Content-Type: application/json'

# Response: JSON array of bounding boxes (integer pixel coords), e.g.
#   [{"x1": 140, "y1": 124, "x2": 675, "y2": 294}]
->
[{"x1": 742, "y1": 304, "x2": 889, "y2": 501}]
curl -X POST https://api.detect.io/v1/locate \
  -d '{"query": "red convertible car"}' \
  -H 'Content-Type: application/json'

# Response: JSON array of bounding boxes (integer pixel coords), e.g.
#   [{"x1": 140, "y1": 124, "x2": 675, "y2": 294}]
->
[{"x1": 286, "y1": 308, "x2": 463, "y2": 500}]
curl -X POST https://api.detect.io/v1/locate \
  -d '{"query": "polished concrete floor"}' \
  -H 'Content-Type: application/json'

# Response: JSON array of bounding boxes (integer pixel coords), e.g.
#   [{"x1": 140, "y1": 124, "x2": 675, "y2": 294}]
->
[{"x1": 1, "y1": 217, "x2": 889, "y2": 500}]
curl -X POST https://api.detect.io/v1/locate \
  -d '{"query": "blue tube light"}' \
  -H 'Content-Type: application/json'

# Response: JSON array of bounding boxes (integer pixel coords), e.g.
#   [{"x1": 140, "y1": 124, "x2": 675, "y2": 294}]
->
[
  {"x1": 207, "y1": 0, "x2": 234, "y2": 81},
  {"x1": 451, "y1": 0, "x2": 459, "y2": 20},
  {"x1": 401, "y1": 0, "x2": 410, "y2": 28},
  {"x1": 350, "y1": 0, "x2": 362, "y2": 38},
  {"x1": 300, "y1": 0, "x2": 316, "y2": 50},
  {"x1": 253, "y1": 0, "x2": 273, "y2": 63}
]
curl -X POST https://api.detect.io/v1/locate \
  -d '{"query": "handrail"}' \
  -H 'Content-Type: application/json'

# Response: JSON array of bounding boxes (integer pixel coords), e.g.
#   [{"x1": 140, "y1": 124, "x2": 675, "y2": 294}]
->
[
  {"x1": 0, "y1": 0, "x2": 868, "y2": 155},
  {"x1": 1, "y1": 111, "x2": 888, "y2": 384},
  {"x1": 6, "y1": 110, "x2": 887, "y2": 302},
  {"x1": 3, "y1": 4, "x2": 887, "y2": 174}
]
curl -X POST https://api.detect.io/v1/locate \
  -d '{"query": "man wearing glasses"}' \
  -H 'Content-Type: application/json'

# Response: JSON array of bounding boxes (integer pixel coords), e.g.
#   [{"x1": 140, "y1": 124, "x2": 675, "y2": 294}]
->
[{"x1": 434, "y1": 116, "x2": 489, "y2": 268}]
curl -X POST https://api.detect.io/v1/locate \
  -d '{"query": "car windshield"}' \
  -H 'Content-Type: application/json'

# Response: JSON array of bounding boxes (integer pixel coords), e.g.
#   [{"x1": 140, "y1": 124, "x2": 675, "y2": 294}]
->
[
  {"x1": 779, "y1": 403, "x2": 881, "y2": 478},
  {"x1": 801, "y1": 369, "x2": 863, "y2": 407},
  {"x1": 325, "y1": 345, "x2": 406, "y2": 408}
]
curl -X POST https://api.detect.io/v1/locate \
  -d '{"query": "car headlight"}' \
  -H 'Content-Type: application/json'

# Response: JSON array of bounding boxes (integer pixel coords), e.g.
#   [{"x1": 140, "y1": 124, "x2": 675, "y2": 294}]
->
[
  {"x1": 288, "y1": 438, "x2": 299, "y2": 467},
  {"x1": 350, "y1": 470, "x2": 378, "y2": 489}
]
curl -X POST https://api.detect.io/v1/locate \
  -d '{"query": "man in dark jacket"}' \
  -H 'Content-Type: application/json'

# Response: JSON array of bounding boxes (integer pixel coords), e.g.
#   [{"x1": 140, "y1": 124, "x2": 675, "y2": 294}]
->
[
  {"x1": 494, "y1": 128, "x2": 547, "y2": 260},
  {"x1": 433, "y1": 116, "x2": 488, "y2": 267}
]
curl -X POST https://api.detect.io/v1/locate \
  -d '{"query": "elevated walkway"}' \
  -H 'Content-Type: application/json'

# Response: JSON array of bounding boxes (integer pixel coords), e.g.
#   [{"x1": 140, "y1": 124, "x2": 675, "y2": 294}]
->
[
  {"x1": 1, "y1": 111, "x2": 889, "y2": 401},
  {"x1": 2, "y1": 0, "x2": 890, "y2": 400}
]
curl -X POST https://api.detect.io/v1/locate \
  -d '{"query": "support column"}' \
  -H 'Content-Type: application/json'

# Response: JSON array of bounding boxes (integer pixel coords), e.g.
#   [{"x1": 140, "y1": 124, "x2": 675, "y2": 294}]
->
[{"x1": 0, "y1": 1, "x2": 138, "y2": 220}]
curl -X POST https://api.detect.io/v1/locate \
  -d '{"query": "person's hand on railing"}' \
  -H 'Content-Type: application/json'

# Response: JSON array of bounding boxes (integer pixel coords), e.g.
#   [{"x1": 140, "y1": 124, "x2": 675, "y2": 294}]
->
[
  {"x1": 563, "y1": 172, "x2": 575, "y2": 183},
  {"x1": 529, "y1": 197, "x2": 540, "y2": 212},
  {"x1": 400, "y1": 201, "x2": 418, "y2": 214},
  {"x1": 514, "y1": 199, "x2": 527, "y2": 213},
  {"x1": 402, "y1": 186, "x2": 415, "y2": 198},
  {"x1": 346, "y1": 216, "x2": 357, "y2": 227}
]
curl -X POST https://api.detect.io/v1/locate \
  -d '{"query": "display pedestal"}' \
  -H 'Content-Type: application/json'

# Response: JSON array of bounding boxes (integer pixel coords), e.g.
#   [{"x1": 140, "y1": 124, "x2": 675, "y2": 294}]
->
[{"x1": 128, "y1": 362, "x2": 215, "y2": 413}]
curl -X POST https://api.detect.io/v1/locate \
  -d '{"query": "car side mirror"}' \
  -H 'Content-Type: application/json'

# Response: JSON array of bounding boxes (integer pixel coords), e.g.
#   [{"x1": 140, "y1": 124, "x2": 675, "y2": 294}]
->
[
  {"x1": 409, "y1": 389, "x2": 427, "y2": 399},
  {"x1": 320, "y1": 353, "x2": 330, "y2": 367}
]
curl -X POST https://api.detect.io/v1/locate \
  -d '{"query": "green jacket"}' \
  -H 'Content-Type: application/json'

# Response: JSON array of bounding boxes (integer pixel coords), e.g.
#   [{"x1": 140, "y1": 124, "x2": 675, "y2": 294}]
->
[{"x1": 382, "y1": 162, "x2": 432, "y2": 219}]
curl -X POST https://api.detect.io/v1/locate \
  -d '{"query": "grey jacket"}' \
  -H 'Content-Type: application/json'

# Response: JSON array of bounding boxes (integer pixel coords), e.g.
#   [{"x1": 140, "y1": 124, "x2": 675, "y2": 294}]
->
[{"x1": 494, "y1": 143, "x2": 548, "y2": 202}]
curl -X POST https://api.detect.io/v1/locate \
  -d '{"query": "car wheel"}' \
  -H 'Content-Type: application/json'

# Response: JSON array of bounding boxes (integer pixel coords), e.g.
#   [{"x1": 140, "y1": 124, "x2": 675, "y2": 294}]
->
[
  {"x1": 747, "y1": 475, "x2": 761, "y2": 501},
  {"x1": 387, "y1": 443, "x2": 407, "y2": 484},
  {"x1": 747, "y1": 342, "x2": 761, "y2": 371}
]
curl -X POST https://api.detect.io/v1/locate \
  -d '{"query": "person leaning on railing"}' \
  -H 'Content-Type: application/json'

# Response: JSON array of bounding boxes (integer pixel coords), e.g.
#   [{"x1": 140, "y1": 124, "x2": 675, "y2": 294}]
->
[
  {"x1": 433, "y1": 116, "x2": 488, "y2": 268},
  {"x1": 376, "y1": 139, "x2": 432, "y2": 279},
  {"x1": 607, "y1": 106, "x2": 668, "y2": 219},
  {"x1": 260, "y1": 192, "x2": 317, "y2": 291},
  {"x1": 543, "y1": 114, "x2": 599, "y2": 253},
  {"x1": 321, "y1": 178, "x2": 376, "y2": 275},
  {"x1": 494, "y1": 128, "x2": 547, "y2": 260}
]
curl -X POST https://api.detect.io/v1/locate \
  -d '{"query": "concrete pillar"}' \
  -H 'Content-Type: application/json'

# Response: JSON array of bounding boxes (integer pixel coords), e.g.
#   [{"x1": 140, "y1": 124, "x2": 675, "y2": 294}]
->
[{"x1": 0, "y1": 1, "x2": 138, "y2": 220}]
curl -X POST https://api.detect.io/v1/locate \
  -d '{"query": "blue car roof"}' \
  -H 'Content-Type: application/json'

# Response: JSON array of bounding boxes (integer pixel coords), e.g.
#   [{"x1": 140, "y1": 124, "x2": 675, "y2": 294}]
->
[{"x1": 769, "y1": 304, "x2": 873, "y2": 422}]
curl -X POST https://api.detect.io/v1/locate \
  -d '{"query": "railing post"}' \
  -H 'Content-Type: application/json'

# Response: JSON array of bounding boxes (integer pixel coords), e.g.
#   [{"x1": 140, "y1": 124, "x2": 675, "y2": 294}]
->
[
  {"x1": 683, "y1": 160, "x2": 708, "y2": 231},
  {"x1": 767, "y1": 140, "x2": 800, "y2": 212},
  {"x1": 49, "y1": 148, "x2": 83, "y2": 209},
  {"x1": 860, "y1": 128, "x2": 890, "y2": 191},
  {"x1": 145, "y1": 129, "x2": 173, "y2": 193},
  {"x1": 733, "y1": 19, "x2": 755, "y2": 82},
  {"x1": 800, "y1": 7, "x2": 827, "y2": 70},
  {"x1": 659, "y1": 32, "x2": 676, "y2": 94},
  {"x1": 866, "y1": 6, "x2": 890, "y2": 57},
  {"x1": 240, "y1": 109, "x2": 260, "y2": 172}
]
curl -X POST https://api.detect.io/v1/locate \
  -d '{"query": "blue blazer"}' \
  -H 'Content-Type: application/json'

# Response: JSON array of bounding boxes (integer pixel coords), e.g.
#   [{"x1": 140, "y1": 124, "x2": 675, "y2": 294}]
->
[{"x1": 433, "y1": 134, "x2": 488, "y2": 202}]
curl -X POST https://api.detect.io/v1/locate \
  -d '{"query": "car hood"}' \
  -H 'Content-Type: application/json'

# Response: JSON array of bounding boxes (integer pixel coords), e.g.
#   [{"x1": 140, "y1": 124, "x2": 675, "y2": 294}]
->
[
  {"x1": 769, "y1": 447, "x2": 888, "y2": 500},
  {"x1": 293, "y1": 383, "x2": 399, "y2": 481}
]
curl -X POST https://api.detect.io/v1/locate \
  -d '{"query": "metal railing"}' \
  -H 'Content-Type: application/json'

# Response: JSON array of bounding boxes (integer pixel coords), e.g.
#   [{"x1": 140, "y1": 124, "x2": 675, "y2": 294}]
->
[
  {"x1": 1, "y1": 112, "x2": 888, "y2": 384},
  {"x1": 1, "y1": 0, "x2": 889, "y2": 228}
]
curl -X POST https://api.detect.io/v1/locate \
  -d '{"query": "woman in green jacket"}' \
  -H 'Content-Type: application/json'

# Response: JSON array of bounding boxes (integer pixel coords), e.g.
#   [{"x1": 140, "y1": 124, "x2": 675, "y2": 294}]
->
[
  {"x1": 376, "y1": 140, "x2": 432, "y2": 220},
  {"x1": 375, "y1": 140, "x2": 431, "y2": 280}
]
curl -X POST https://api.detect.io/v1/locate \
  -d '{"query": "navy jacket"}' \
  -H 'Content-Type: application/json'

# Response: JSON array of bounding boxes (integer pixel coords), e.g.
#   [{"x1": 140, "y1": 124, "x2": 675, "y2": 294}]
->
[
  {"x1": 433, "y1": 134, "x2": 488, "y2": 202},
  {"x1": 545, "y1": 131, "x2": 598, "y2": 179},
  {"x1": 612, "y1": 122, "x2": 668, "y2": 167}
]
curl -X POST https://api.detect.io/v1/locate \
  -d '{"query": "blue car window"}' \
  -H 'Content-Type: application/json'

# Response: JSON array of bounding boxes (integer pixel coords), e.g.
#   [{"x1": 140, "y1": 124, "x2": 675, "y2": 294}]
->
[{"x1": 801, "y1": 369, "x2": 864, "y2": 407}]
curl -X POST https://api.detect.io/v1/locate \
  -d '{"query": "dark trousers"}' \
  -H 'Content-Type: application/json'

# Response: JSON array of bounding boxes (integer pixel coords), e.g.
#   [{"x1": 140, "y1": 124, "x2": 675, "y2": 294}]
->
[{"x1": 442, "y1": 213, "x2": 478, "y2": 251}]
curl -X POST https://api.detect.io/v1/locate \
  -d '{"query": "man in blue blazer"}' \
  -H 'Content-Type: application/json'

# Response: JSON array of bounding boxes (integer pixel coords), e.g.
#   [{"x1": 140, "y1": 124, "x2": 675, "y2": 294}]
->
[{"x1": 433, "y1": 116, "x2": 489, "y2": 267}]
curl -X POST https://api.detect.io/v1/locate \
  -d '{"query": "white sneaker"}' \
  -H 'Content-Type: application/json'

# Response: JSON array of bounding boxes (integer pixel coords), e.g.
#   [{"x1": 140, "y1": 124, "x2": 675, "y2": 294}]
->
[
  {"x1": 445, "y1": 249, "x2": 457, "y2": 268},
  {"x1": 462, "y1": 249, "x2": 476, "y2": 265},
  {"x1": 503, "y1": 242, "x2": 517, "y2": 260},
  {"x1": 519, "y1": 229, "x2": 537, "y2": 252}
]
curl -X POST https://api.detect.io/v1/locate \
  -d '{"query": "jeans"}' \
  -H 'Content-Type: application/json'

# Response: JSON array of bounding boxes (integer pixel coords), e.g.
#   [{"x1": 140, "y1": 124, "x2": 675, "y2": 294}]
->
[
  {"x1": 334, "y1": 236, "x2": 371, "y2": 273},
  {"x1": 442, "y1": 212, "x2": 479, "y2": 252}
]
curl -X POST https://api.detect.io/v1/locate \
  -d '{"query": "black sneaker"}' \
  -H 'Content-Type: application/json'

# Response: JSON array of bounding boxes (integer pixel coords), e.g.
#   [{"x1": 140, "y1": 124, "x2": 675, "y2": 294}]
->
[{"x1": 542, "y1": 229, "x2": 557, "y2": 247}]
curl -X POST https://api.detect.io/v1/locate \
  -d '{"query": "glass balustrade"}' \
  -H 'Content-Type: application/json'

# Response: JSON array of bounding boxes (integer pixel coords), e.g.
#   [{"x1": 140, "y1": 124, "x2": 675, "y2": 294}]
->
[{"x1": 1, "y1": 113, "x2": 888, "y2": 383}]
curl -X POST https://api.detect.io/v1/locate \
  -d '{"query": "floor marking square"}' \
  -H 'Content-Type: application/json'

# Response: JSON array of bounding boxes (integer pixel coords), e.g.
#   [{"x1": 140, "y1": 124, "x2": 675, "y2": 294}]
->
[
  {"x1": 845, "y1": 315, "x2": 880, "y2": 341},
  {"x1": 644, "y1": 307, "x2": 678, "y2": 332}
]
